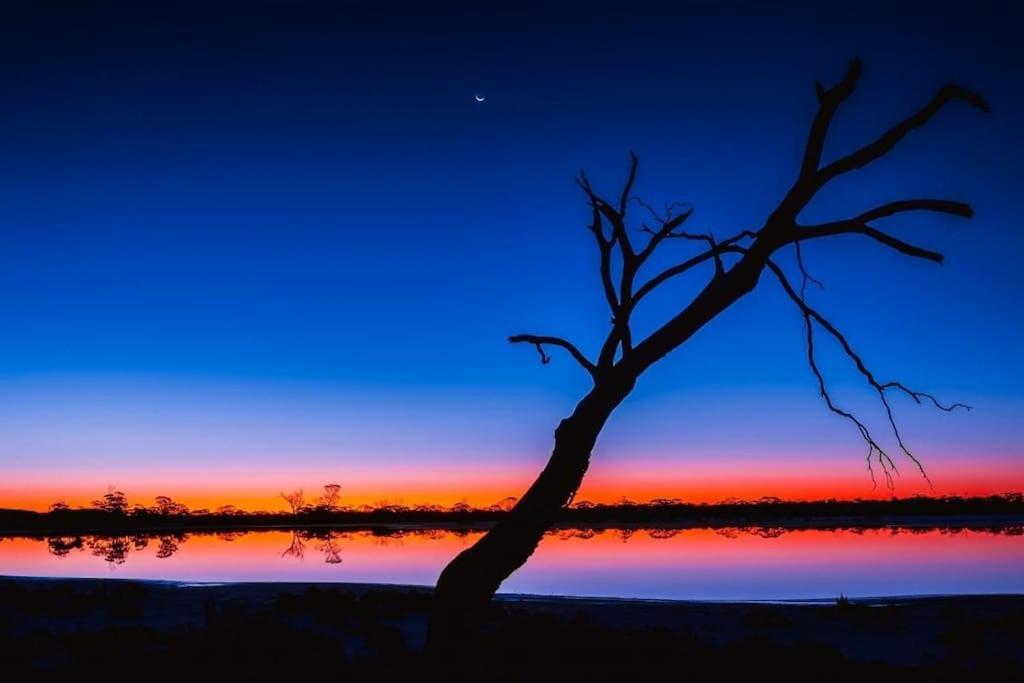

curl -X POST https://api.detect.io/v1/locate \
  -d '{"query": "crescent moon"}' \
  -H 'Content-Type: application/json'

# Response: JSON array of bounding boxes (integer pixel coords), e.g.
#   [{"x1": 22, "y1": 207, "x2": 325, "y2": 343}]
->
[{"x1": 474, "y1": 94, "x2": 486, "y2": 102}]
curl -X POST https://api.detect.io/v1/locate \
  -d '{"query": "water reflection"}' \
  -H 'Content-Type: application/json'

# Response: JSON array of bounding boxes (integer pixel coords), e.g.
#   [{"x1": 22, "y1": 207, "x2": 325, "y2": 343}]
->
[
  {"x1": 39, "y1": 528, "x2": 356, "y2": 565},
  {"x1": 3, "y1": 525, "x2": 1022, "y2": 600},
  {"x1": 280, "y1": 529, "x2": 345, "y2": 564},
  {"x1": 25, "y1": 524, "x2": 1024, "y2": 566},
  {"x1": 46, "y1": 535, "x2": 85, "y2": 557}
]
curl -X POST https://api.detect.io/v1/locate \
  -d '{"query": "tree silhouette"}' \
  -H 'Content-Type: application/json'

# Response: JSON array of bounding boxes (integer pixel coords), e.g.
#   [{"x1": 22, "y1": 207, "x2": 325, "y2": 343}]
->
[
  {"x1": 279, "y1": 489, "x2": 306, "y2": 515},
  {"x1": 153, "y1": 495, "x2": 190, "y2": 516},
  {"x1": 91, "y1": 487, "x2": 129, "y2": 515},
  {"x1": 316, "y1": 483, "x2": 343, "y2": 512},
  {"x1": 428, "y1": 59, "x2": 989, "y2": 652}
]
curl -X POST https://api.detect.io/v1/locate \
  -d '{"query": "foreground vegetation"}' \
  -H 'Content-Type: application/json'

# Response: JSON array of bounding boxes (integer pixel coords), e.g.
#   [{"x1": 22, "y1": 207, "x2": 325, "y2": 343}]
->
[{"x1": 1, "y1": 578, "x2": 1021, "y2": 681}]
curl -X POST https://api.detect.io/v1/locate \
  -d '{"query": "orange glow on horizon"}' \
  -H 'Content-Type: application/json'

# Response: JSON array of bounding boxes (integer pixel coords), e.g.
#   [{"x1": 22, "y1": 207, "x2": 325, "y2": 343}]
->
[{"x1": 2, "y1": 456, "x2": 1022, "y2": 513}]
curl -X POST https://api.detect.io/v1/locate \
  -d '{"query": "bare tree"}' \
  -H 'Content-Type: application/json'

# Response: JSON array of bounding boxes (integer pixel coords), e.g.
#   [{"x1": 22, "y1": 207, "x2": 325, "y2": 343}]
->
[
  {"x1": 429, "y1": 59, "x2": 988, "y2": 651},
  {"x1": 318, "y1": 483, "x2": 343, "y2": 511},
  {"x1": 279, "y1": 488, "x2": 306, "y2": 515}
]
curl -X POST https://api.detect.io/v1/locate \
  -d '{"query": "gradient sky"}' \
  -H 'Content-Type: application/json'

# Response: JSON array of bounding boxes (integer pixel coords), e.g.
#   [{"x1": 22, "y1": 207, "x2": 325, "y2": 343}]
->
[{"x1": 1, "y1": 1, "x2": 1022, "y2": 511}]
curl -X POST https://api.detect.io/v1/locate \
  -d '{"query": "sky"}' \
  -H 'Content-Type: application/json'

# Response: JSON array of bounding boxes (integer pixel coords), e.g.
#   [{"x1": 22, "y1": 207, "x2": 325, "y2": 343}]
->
[{"x1": 1, "y1": 1, "x2": 1022, "y2": 512}]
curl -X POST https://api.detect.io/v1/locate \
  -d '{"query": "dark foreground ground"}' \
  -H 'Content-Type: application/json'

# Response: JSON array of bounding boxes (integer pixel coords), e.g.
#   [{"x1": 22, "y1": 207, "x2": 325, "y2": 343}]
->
[{"x1": 1, "y1": 577, "x2": 1022, "y2": 682}]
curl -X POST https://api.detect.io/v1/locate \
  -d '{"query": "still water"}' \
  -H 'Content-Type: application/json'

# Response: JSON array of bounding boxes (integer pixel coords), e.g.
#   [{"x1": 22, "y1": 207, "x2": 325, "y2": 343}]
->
[{"x1": 1, "y1": 527, "x2": 1021, "y2": 600}]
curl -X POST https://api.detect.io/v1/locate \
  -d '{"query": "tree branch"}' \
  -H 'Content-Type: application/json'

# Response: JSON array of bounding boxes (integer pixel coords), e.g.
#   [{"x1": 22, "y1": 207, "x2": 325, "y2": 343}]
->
[
  {"x1": 509, "y1": 334, "x2": 598, "y2": 380},
  {"x1": 632, "y1": 231, "x2": 760, "y2": 304},
  {"x1": 765, "y1": 260, "x2": 970, "y2": 487},
  {"x1": 818, "y1": 82, "x2": 990, "y2": 184},
  {"x1": 631, "y1": 197, "x2": 700, "y2": 263},
  {"x1": 790, "y1": 197, "x2": 974, "y2": 263},
  {"x1": 584, "y1": 204, "x2": 620, "y2": 315},
  {"x1": 852, "y1": 198, "x2": 974, "y2": 223},
  {"x1": 619, "y1": 151, "x2": 639, "y2": 217},
  {"x1": 773, "y1": 59, "x2": 988, "y2": 228},
  {"x1": 790, "y1": 222, "x2": 946, "y2": 262},
  {"x1": 577, "y1": 167, "x2": 635, "y2": 261},
  {"x1": 793, "y1": 240, "x2": 824, "y2": 298},
  {"x1": 801, "y1": 57, "x2": 863, "y2": 179}
]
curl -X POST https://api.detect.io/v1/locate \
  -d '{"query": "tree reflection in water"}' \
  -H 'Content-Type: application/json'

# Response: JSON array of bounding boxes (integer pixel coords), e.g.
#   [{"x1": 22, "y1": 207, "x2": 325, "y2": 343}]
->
[
  {"x1": 45, "y1": 532, "x2": 189, "y2": 564},
  {"x1": 156, "y1": 534, "x2": 187, "y2": 559},
  {"x1": 88, "y1": 536, "x2": 132, "y2": 565},
  {"x1": 280, "y1": 529, "x2": 344, "y2": 564},
  {"x1": 33, "y1": 525, "x2": 1021, "y2": 570},
  {"x1": 46, "y1": 536, "x2": 85, "y2": 557},
  {"x1": 280, "y1": 531, "x2": 305, "y2": 560}
]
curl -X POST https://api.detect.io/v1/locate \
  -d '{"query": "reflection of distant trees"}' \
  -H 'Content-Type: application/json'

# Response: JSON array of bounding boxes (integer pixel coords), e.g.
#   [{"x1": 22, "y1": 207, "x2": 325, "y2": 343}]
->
[
  {"x1": 556, "y1": 529, "x2": 598, "y2": 541},
  {"x1": 44, "y1": 532, "x2": 189, "y2": 564},
  {"x1": 88, "y1": 536, "x2": 131, "y2": 565},
  {"x1": 372, "y1": 535, "x2": 401, "y2": 547},
  {"x1": 316, "y1": 534, "x2": 343, "y2": 564},
  {"x1": 156, "y1": 533, "x2": 187, "y2": 559},
  {"x1": 281, "y1": 531, "x2": 306, "y2": 560},
  {"x1": 47, "y1": 535, "x2": 85, "y2": 557},
  {"x1": 279, "y1": 530, "x2": 345, "y2": 564},
  {"x1": 31, "y1": 522, "x2": 1024, "y2": 571},
  {"x1": 416, "y1": 529, "x2": 448, "y2": 540},
  {"x1": 647, "y1": 529, "x2": 679, "y2": 540},
  {"x1": 751, "y1": 527, "x2": 786, "y2": 539}
]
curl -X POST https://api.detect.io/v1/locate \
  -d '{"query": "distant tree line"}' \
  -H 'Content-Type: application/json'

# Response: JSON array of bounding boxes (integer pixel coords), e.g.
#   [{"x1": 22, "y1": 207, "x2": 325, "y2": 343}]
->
[{"x1": 0, "y1": 489, "x2": 1020, "y2": 535}]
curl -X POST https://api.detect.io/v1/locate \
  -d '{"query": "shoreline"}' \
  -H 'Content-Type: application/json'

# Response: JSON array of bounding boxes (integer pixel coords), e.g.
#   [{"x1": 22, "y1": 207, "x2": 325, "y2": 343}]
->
[
  {"x1": 4, "y1": 575, "x2": 1022, "y2": 678},
  {"x1": 2, "y1": 512, "x2": 1022, "y2": 538},
  {"x1": 5, "y1": 573, "x2": 1022, "y2": 606}
]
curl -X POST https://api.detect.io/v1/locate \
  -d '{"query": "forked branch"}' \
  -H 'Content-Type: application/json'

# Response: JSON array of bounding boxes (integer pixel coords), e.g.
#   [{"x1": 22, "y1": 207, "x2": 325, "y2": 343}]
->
[
  {"x1": 632, "y1": 230, "x2": 760, "y2": 304},
  {"x1": 790, "y1": 198, "x2": 974, "y2": 264},
  {"x1": 818, "y1": 82, "x2": 990, "y2": 184},
  {"x1": 765, "y1": 260, "x2": 970, "y2": 487},
  {"x1": 779, "y1": 56, "x2": 989, "y2": 223}
]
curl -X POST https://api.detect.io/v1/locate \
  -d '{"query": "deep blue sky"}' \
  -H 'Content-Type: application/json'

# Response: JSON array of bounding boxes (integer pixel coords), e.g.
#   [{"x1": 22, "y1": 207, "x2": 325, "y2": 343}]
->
[{"x1": 1, "y1": 1, "x2": 1021, "y2": 507}]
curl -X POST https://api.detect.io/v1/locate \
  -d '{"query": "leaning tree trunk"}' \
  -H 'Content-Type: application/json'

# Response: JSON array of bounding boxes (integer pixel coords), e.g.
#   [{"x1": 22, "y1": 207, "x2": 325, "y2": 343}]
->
[
  {"x1": 426, "y1": 375, "x2": 634, "y2": 658},
  {"x1": 425, "y1": 258, "x2": 767, "y2": 664}
]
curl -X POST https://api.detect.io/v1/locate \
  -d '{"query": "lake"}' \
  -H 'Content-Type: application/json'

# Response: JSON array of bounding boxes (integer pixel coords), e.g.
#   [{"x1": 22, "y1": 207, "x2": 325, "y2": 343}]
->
[{"x1": 1, "y1": 527, "x2": 1021, "y2": 600}]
